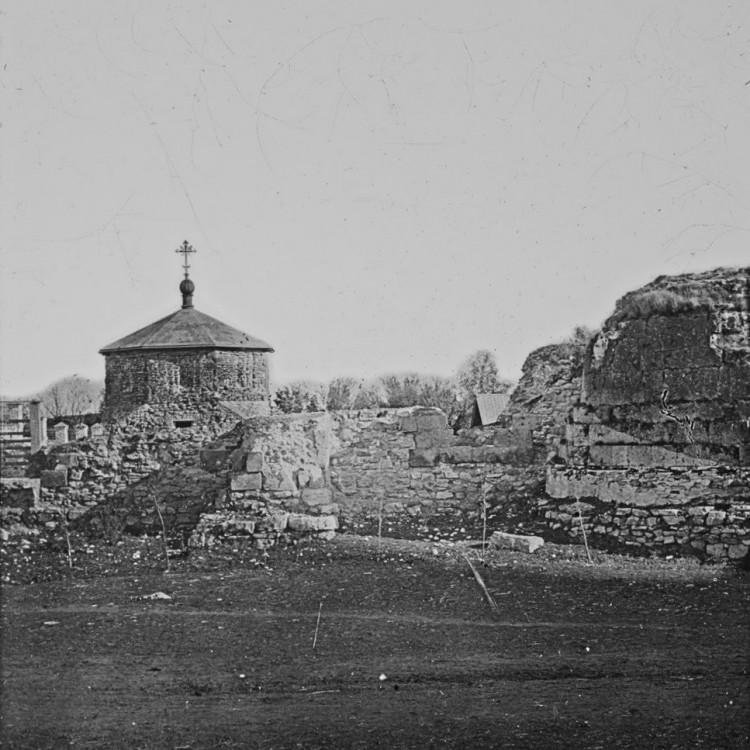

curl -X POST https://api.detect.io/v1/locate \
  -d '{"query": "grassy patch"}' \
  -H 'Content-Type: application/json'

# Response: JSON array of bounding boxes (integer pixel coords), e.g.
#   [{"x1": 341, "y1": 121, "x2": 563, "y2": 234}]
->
[{"x1": 610, "y1": 289, "x2": 713, "y2": 324}]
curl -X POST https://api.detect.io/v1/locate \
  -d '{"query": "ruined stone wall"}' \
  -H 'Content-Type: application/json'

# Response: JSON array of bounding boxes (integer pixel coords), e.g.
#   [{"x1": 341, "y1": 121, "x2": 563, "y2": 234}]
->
[
  {"x1": 545, "y1": 267, "x2": 750, "y2": 560},
  {"x1": 221, "y1": 408, "x2": 542, "y2": 537},
  {"x1": 103, "y1": 349, "x2": 270, "y2": 415},
  {"x1": 8, "y1": 402, "x2": 245, "y2": 540},
  {"x1": 330, "y1": 409, "x2": 539, "y2": 525},
  {"x1": 505, "y1": 342, "x2": 585, "y2": 455}
]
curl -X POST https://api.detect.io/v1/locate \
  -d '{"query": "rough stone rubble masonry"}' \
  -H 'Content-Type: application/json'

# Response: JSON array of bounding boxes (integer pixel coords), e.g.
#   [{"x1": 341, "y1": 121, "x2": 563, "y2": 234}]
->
[
  {"x1": 545, "y1": 267, "x2": 750, "y2": 561},
  {"x1": 2, "y1": 267, "x2": 747, "y2": 561}
]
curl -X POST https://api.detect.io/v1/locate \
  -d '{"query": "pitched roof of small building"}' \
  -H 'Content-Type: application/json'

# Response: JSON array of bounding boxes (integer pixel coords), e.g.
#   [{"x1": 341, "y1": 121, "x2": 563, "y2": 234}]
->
[
  {"x1": 472, "y1": 392, "x2": 509, "y2": 426},
  {"x1": 100, "y1": 260, "x2": 273, "y2": 354},
  {"x1": 99, "y1": 307, "x2": 274, "y2": 353}
]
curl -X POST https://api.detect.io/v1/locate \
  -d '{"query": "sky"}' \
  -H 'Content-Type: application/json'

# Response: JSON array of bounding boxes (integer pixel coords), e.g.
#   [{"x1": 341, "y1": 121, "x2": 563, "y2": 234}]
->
[{"x1": 1, "y1": 0, "x2": 749, "y2": 397}]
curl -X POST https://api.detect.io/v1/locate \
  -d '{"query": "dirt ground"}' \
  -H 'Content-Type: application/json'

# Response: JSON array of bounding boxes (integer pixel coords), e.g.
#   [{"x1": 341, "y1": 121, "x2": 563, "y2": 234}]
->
[{"x1": 1, "y1": 534, "x2": 749, "y2": 749}]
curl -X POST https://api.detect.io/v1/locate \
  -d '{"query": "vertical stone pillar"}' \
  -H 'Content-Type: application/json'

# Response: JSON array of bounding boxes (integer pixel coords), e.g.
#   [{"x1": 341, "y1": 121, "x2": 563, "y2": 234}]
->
[
  {"x1": 29, "y1": 400, "x2": 46, "y2": 453},
  {"x1": 53, "y1": 422, "x2": 69, "y2": 445},
  {"x1": 74, "y1": 423, "x2": 89, "y2": 441},
  {"x1": 90, "y1": 423, "x2": 104, "y2": 439}
]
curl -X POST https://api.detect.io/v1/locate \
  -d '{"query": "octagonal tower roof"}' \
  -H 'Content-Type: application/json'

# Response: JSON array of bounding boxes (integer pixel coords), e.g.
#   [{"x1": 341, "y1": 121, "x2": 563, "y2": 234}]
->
[
  {"x1": 100, "y1": 244, "x2": 273, "y2": 354},
  {"x1": 99, "y1": 307, "x2": 274, "y2": 354}
]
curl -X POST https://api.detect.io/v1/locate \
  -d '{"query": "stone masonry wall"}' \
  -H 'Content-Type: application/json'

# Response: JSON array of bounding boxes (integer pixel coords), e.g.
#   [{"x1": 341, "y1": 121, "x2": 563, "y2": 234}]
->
[
  {"x1": 6, "y1": 401, "x2": 244, "y2": 541},
  {"x1": 218, "y1": 408, "x2": 543, "y2": 546},
  {"x1": 545, "y1": 267, "x2": 750, "y2": 561},
  {"x1": 329, "y1": 409, "x2": 539, "y2": 527},
  {"x1": 504, "y1": 341, "x2": 585, "y2": 455},
  {"x1": 103, "y1": 349, "x2": 270, "y2": 416}
]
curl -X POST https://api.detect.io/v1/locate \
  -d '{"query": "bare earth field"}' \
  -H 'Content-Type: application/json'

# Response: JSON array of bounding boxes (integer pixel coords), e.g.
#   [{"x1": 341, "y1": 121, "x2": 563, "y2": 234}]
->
[{"x1": 1, "y1": 535, "x2": 749, "y2": 749}]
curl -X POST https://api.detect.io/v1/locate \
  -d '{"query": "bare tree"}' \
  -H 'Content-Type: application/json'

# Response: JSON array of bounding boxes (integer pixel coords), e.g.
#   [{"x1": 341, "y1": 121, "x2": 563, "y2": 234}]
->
[
  {"x1": 456, "y1": 350, "x2": 502, "y2": 401},
  {"x1": 39, "y1": 376, "x2": 103, "y2": 420}
]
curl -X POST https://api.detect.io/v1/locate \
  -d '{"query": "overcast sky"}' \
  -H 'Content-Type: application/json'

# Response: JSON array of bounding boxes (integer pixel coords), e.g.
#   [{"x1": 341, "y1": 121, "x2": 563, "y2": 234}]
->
[{"x1": 1, "y1": 1, "x2": 748, "y2": 396}]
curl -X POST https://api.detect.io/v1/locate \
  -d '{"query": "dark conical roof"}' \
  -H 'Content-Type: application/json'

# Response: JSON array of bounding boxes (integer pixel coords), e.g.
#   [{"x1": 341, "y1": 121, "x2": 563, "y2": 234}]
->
[{"x1": 99, "y1": 307, "x2": 274, "y2": 354}]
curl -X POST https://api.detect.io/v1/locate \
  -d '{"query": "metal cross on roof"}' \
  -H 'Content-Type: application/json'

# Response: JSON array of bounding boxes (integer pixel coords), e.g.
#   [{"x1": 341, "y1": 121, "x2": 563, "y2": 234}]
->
[{"x1": 175, "y1": 240, "x2": 197, "y2": 278}]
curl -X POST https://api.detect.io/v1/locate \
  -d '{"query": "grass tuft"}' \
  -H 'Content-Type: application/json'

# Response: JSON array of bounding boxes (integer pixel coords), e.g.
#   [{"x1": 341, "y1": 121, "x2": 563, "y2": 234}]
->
[{"x1": 610, "y1": 289, "x2": 713, "y2": 324}]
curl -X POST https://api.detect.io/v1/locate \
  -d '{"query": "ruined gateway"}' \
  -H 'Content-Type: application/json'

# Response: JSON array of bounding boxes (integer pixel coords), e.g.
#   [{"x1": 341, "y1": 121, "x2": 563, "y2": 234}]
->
[{"x1": 6, "y1": 266, "x2": 750, "y2": 561}]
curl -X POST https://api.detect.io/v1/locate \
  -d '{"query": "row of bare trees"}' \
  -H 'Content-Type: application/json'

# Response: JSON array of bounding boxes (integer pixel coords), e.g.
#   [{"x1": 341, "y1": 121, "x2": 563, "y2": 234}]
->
[
  {"x1": 0, "y1": 376, "x2": 105, "y2": 422},
  {"x1": 273, "y1": 350, "x2": 513, "y2": 427}
]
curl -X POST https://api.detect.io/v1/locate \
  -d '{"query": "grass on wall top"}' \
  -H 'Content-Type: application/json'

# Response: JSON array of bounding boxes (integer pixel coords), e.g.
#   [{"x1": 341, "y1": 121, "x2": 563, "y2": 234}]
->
[{"x1": 608, "y1": 289, "x2": 714, "y2": 326}]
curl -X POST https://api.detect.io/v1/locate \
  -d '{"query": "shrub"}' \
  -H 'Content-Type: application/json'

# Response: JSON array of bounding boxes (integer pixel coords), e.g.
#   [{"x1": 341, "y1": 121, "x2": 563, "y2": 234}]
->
[{"x1": 273, "y1": 382, "x2": 326, "y2": 413}]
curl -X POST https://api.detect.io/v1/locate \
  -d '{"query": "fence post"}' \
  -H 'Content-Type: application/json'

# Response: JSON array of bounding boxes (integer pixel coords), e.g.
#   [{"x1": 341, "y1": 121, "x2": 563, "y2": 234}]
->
[{"x1": 29, "y1": 400, "x2": 46, "y2": 453}]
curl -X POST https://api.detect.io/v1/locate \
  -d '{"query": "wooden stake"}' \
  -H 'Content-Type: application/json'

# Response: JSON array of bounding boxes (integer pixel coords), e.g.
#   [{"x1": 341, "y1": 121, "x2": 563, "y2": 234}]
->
[
  {"x1": 481, "y1": 462, "x2": 488, "y2": 564},
  {"x1": 152, "y1": 495, "x2": 171, "y2": 572},
  {"x1": 377, "y1": 497, "x2": 383, "y2": 560},
  {"x1": 312, "y1": 600, "x2": 323, "y2": 651},
  {"x1": 60, "y1": 508, "x2": 73, "y2": 568},
  {"x1": 576, "y1": 498, "x2": 593, "y2": 564},
  {"x1": 464, "y1": 554, "x2": 499, "y2": 613}
]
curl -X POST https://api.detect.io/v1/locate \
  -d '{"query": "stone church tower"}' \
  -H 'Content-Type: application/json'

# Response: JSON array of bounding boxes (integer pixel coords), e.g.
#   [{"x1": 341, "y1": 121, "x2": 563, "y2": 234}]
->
[{"x1": 99, "y1": 242, "x2": 273, "y2": 419}]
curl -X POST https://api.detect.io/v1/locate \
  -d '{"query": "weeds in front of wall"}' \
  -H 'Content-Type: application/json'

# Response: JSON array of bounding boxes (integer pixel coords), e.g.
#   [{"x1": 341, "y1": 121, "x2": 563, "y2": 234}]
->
[{"x1": 98, "y1": 506, "x2": 125, "y2": 545}]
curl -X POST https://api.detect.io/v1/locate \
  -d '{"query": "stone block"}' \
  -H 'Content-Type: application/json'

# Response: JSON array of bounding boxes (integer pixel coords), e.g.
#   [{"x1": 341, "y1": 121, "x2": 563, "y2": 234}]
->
[
  {"x1": 74, "y1": 424, "x2": 89, "y2": 441},
  {"x1": 55, "y1": 453, "x2": 79, "y2": 468},
  {"x1": 229, "y1": 450, "x2": 248, "y2": 472},
  {"x1": 232, "y1": 519, "x2": 256, "y2": 534},
  {"x1": 705, "y1": 543, "x2": 725, "y2": 558},
  {"x1": 399, "y1": 415, "x2": 417, "y2": 433},
  {"x1": 90, "y1": 423, "x2": 105, "y2": 439},
  {"x1": 409, "y1": 449, "x2": 438, "y2": 467},
  {"x1": 0, "y1": 478, "x2": 40, "y2": 508},
  {"x1": 201, "y1": 449, "x2": 229, "y2": 472},
  {"x1": 262, "y1": 465, "x2": 296, "y2": 492},
  {"x1": 40, "y1": 469, "x2": 67, "y2": 488},
  {"x1": 53, "y1": 423, "x2": 69, "y2": 444},
  {"x1": 231, "y1": 473, "x2": 262, "y2": 491},
  {"x1": 441, "y1": 446, "x2": 474, "y2": 464},
  {"x1": 490, "y1": 531, "x2": 545, "y2": 554},
  {"x1": 264, "y1": 512, "x2": 289, "y2": 532},
  {"x1": 415, "y1": 432, "x2": 437, "y2": 449},
  {"x1": 301, "y1": 487, "x2": 333, "y2": 506},
  {"x1": 415, "y1": 411, "x2": 447, "y2": 431},
  {"x1": 246, "y1": 452, "x2": 263, "y2": 472},
  {"x1": 705, "y1": 510, "x2": 726, "y2": 526},
  {"x1": 307, "y1": 465, "x2": 326, "y2": 489},
  {"x1": 287, "y1": 514, "x2": 339, "y2": 532}
]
